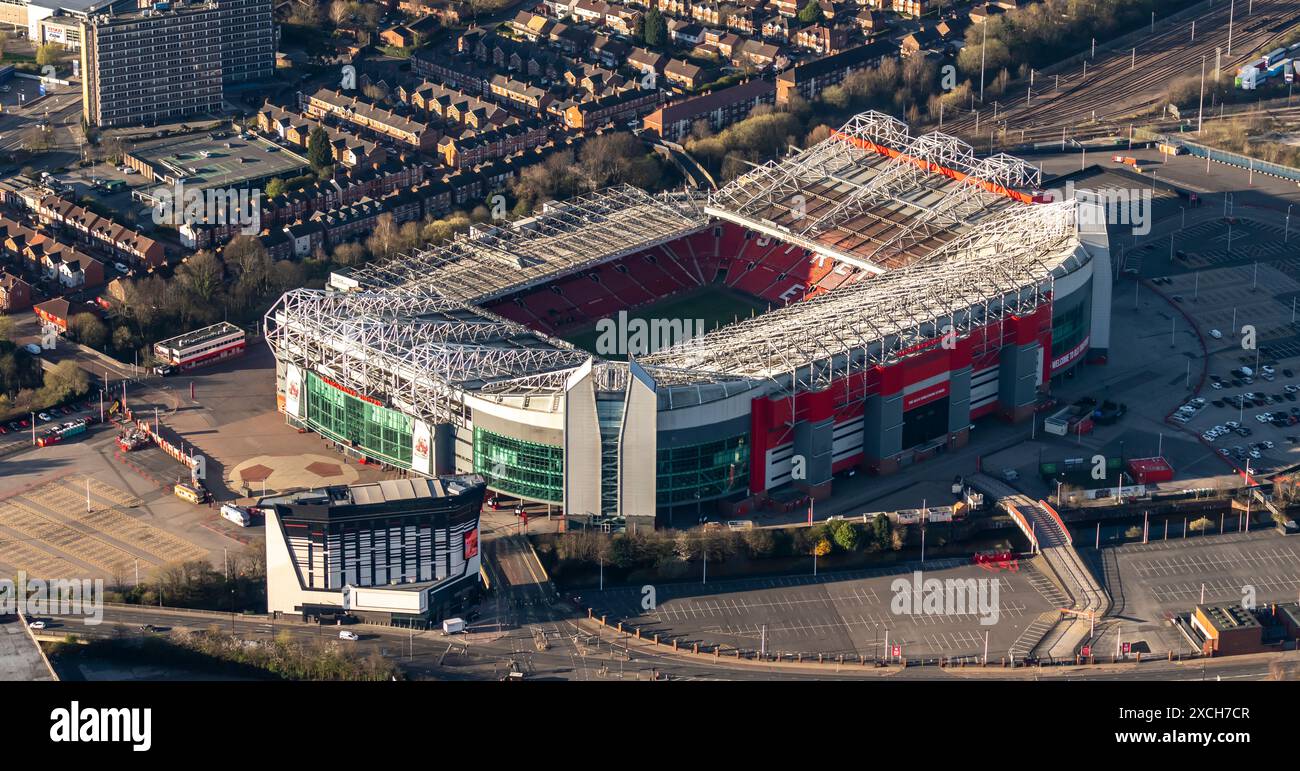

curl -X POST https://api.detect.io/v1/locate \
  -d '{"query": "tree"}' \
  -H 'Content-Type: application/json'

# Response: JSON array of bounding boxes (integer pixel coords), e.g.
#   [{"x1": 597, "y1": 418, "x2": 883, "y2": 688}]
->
[
  {"x1": 0, "y1": 314, "x2": 14, "y2": 343},
  {"x1": 642, "y1": 8, "x2": 667, "y2": 47},
  {"x1": 68, "y1": 313, "x2": 108, "y2": 349},
  {"x1": 111, "y1": 325, "x2": 136, "y2": 354},
  {"x1": 813, "y1": 537, "x2": 832, "y2": 558},
  {"x1": 1124, "y1": 526, "x2": 1142, "y2": 539},
  {"x1": 741, "y1": 528, "x2": 775, "y2": 558},
  {"x1": 331, "y1": 242, "x2": 367, "y2": 267},
  {"x1": 832, "y1": 521, "x2": 860, "y2": 552},
  {"x1": 365, "y1": 214, "x2": 401, "y2": 261},
  {"x1": 891, "y1": 524, "x2": 909, "y2": 551},
  {"x1": 306, "y1": 126, "x2": 333, "y2": 171},
  {"x1": 43, "y1": 360, "x2": 90, "y2": 403},
  {"x1": 797, "y1": 0, "x2": 823, "y2": 25},
  {"x1": 873, "y1": 514, "x2": 892, "y2": 551},
  {"x1": 35, "y1": 43, "x2": 65, "y2": 68},
  {"x1": 264, "y1": 178, "x2": 286, "y2": 200},
  {"x1": 177, "y1": 250, "x2": 225, "y2": 309},
  {"x1": 1189, "y1": 516, "x2": 1213, "y2": 534}
]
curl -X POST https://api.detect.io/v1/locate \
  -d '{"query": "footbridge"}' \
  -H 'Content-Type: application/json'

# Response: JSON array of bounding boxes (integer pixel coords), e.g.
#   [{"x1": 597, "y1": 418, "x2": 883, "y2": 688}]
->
[{"x1": 970, "y1": 473, "x2": 1110, "y2": 661}]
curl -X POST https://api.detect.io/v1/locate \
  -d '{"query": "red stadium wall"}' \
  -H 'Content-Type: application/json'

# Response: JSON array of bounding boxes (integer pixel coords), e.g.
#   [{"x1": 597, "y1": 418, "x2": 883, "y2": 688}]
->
[{"x1": 746, "y1": 300, "x2": 1053, "y2": 490}]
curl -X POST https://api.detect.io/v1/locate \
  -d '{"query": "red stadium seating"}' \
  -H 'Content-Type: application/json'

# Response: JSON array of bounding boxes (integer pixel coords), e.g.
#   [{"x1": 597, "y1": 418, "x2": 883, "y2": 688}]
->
[{"x1": 484, "y1": 223, "x2": 874, "y2": 336}]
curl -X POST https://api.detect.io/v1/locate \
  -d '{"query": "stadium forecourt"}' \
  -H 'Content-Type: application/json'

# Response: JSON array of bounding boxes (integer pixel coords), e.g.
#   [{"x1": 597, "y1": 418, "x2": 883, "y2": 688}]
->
[{"x1": 266, "y1": 111, "x2": 1113, "y2": 531}]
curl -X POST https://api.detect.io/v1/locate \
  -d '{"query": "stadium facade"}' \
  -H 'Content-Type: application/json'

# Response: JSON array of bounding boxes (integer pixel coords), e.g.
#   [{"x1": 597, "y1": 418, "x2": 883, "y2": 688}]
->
[{"x1": 266, "y1": 112, "x2": 1112, "y2": 530}]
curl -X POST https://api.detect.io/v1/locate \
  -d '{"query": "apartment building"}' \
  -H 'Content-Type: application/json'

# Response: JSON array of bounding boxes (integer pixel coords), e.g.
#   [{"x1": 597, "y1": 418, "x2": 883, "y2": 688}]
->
[
  {"x1": 79, "y1": 5, "x2": 225, "y2": 128},
  {"x1": 78, "y1": 0, "x2": 274, "y2": 128},
  {"x1": 217, "y1": 0, "x2": 275, "y2": 83},
  {"x1": 774, "y1": 41, "x2": 891, "y2": 105},
  {"x1": 642, "y1": 78, "x2": 774, "y2": 141}
]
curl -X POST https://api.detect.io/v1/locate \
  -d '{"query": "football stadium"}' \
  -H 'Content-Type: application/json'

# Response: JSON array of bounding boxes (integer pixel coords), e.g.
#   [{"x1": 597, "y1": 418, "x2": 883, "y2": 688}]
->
[{"x1": 265, "y1": 111, "x2": 1113, "y2": 530}]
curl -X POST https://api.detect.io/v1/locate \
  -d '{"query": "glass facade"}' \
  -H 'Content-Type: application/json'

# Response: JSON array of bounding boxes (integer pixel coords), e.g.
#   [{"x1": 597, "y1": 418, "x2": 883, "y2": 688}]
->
[
  {"x1": 306, "y1": 372, "x2": 413, "y2": 467},
  {"x1": 597, "y1": 397, "x2": 624, "y2": 517},
  {"x1": 1052, "y1": 295, "x2": 1090, "y2": 365},
  {"x1": 473, "y1": 427, "x2": 564, "y2": 504},
  {"x1": 656, "y1": 434, "x2": 750, "y2": 507}
]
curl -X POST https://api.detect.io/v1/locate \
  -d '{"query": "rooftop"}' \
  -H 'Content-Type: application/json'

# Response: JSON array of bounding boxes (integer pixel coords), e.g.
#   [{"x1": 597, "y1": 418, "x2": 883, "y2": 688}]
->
[
  {"x1": 128, "y1": 131, "x2": 309, "y2": 191},
  {"x1": 257, "y1": 476, "x2": 486, "y2": 518},
  {"x1": 155, "y1": 321, "x2": 244, "y2": 352},
  {"x1": 1196, "y1": 604, "x2": 1263, "y2": 633}
]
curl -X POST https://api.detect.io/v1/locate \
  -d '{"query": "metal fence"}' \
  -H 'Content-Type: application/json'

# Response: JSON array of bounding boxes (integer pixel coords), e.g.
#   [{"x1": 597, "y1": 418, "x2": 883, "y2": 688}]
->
[{"x1": 1139, "y1": 128, "x2": 1300, "y2": 185}]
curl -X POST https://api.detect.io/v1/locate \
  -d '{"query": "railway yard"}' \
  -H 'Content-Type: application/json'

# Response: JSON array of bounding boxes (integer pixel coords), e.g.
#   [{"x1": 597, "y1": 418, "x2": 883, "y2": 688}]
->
[{"x1": 944, "y1": 0, "x2": 1300, "y2": 147}]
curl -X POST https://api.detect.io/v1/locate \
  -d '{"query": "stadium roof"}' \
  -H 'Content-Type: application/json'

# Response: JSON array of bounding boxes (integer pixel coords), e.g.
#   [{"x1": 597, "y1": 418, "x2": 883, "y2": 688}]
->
[
  {"x1": 643, "y1": 198, "x2": 1086, "y2": 390},
  {"x1": 336, "y1": 185, "x2": 708, "y2": 304},
  {"x1": 705, "y1": 111, "x2": 1043, "y2": 274},
  {"x1": 270, "y1": 111, "x2": 1097, "y2": 419}
]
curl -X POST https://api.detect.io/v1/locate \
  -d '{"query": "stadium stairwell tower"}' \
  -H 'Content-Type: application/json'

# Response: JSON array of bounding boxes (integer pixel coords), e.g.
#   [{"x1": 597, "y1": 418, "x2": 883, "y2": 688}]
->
[
  {"x1": 563, "y1": 359, "x2": 659, "y2": 533},
  {"x1": 266, "y1": 112, "x2": 1111, "y2": 530}
]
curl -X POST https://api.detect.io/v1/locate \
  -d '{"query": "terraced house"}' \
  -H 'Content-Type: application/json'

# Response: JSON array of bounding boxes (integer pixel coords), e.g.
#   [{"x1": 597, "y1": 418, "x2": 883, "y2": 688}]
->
[
  {"x1": 301, "y1": 89, "x2": 439, "y2": 151},
  {"x1": 258, "y1": 102, "x2": 389, "y2": 168},
  {"x1": 20, "y1": 195, "x2": 166, "y2": 270}
]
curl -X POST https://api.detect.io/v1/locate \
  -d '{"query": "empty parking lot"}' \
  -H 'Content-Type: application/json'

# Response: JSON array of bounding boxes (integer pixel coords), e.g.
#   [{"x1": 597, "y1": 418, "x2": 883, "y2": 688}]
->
[{"x1": 587, "y1": 557, "x2": 1066, "y2": 662}]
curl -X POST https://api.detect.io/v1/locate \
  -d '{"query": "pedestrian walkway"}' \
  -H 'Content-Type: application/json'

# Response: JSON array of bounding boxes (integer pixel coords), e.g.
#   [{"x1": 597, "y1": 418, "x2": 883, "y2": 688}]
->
[{"x1": 970, "y1": 473, "x2": 1111, "y2": 661}]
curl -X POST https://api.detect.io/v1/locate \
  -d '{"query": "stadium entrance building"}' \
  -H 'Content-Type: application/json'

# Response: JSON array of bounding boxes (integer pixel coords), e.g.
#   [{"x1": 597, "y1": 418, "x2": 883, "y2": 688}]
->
[
  {"x1": 267, "y1": 112, "x2": 1111, "y2": 530},
  {"x1": 261, "y1": 476, "x2": 486, "y2": 625}
]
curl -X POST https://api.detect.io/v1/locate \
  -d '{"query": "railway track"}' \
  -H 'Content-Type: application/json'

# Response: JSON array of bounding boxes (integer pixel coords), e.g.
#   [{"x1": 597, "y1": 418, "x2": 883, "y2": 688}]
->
[{"x1": 941, "y1": 0, "x2": 1300, "y2": 147}]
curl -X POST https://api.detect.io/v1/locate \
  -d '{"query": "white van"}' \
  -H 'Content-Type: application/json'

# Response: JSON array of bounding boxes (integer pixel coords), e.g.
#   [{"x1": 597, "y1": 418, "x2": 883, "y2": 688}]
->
[
  {"x1": 442, "y1": 618, "x2": 465, "y2": 635},
  {"x1": 221, "y1": 504, "x2": 250, "y2": 527}
]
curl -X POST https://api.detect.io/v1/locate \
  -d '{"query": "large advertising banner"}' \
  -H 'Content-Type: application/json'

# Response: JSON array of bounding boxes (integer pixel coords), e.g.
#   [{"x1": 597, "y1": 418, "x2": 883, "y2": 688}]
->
[
  {"x1": 411, "y1": 419, "x2": 432, "y2": 476},
  {"x1": 284, "y1": 364, "x2": 303, "y2": 419},
  {"x1": 464, "y1": 528, "x2": 479, "y2": 560}
]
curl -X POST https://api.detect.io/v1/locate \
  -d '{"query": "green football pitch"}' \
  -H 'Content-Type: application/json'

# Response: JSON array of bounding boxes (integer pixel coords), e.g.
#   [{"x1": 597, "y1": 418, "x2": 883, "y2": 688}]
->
[{"x1": 563, "y1": 287, "x2": 771, "y2": 358}]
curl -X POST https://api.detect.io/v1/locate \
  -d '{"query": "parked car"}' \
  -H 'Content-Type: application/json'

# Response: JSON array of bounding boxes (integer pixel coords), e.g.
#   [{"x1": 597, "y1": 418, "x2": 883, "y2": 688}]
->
[{"x1": 338, "y1": 630, "x2": 359, "y2": 641}]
